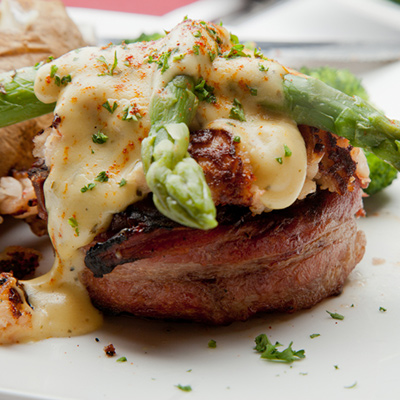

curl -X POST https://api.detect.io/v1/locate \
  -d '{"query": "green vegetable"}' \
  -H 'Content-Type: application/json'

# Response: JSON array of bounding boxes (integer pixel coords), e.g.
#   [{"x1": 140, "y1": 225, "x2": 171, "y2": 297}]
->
[
  {"x1": 176, "y1": 384, "x2": 192, "y2": 392},
  {"x1": 141, "y1": 75, "x2": 217, "y2": 230},
  {"x1": 281, "y1": 73, "x2": 400, "y2": 171},
  {"x1": 309, "y1": 333, "x2": 320, "y2": 339},
  {"x1": 116, "y1": 356, "x2": 127, "y2": 362},
  {"x1": 300, "y1": 66, "x2": 369, "y2": 100},
  {"x1": 208, "y1": 339, "x2": 217, "y2": 348},
  {"x1": 0, "y1": 65, "x2": 55, "y2": 127},
  {"x1": 364, "y1": 151, "x2": 398, "y2": 195},
  {"x1": 92, "y1": 131, "x2": 109, "y2": 144},
  {"x1": 326, "y1": 310, "x2": 344, "y2": 320},
  {"x1": 299, "y1": 66, "x2": 398, "y2": 191},
  {"x1": 123, "y1": 32, "x2": 164, "y2": 44},
  {"x1": 254, "y1": 334, "x2": 305, "y2": 363}
]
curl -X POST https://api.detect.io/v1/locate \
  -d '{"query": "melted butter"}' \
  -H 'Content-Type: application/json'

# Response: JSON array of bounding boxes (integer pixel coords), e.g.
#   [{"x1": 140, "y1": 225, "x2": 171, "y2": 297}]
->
[{"x1": 0, "y1": 20, "x2": 307, "y2": 343}]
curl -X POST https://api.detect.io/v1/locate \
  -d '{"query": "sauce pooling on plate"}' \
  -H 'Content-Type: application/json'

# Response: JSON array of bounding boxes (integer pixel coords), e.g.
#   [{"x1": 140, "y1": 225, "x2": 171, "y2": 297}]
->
[{"x1": 0, "y1": 19, "x2": 307, "y2": 343}]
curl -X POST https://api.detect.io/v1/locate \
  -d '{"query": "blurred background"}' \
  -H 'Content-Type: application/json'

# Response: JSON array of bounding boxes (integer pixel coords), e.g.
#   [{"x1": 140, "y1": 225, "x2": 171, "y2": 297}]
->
[{"x1": 61, "y1": 0, "x2": 400, "y2": 72}]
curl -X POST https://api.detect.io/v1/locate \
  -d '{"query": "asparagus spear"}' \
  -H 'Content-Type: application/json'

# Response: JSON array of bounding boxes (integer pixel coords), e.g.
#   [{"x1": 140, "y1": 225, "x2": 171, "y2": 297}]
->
[
  {"x1": 141, "y1": 75, "x2": 217, "y2": 230},
  {"x1": 0, "y1": 65, "x2": 55, "y2": 127},
  {"x1": 282, "y1": 73, "x2": 400, "y2": 171}
]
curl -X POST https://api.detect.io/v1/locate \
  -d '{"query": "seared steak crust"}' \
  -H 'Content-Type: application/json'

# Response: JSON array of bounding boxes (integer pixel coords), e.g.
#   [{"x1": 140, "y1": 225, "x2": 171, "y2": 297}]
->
[{"x1": 81, "y1": 185, "x2": 366, "y2": 324}]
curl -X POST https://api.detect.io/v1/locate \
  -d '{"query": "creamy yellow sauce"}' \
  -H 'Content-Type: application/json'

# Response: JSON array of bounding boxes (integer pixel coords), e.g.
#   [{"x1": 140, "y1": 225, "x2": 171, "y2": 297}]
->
[{"x1": 0, "y1": 19, "x2": 307, "y2": 343}]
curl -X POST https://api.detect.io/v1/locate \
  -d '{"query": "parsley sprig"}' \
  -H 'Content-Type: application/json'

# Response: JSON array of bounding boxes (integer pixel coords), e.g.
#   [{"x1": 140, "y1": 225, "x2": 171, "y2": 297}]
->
[
  {"x1": 229, "y1": 98, "x2": 246, "y2": 122},
  {"x1": 194, "y1": 79, "x2": 216, "y2": 103},
  {"x1": 222, "y1": 44, "x2": 250, "y2": 59},
  {"x1": 254, "y1": 334, "x2": 305, "y2": 363},
  {"x1": 97, "y1": 51, "x2": 118, "y2": 76}
]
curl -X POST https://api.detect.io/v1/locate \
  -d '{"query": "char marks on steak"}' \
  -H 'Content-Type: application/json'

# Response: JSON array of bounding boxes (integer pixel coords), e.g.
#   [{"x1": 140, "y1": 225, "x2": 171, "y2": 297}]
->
[{"x1": 81, "y1": 185, "x2": 366, "y2": 324}]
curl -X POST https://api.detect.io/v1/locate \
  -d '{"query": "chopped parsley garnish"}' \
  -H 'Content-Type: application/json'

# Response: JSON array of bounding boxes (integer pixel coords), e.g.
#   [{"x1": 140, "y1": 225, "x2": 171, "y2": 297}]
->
[
  {"x1": 156, "y1": 51, "x2": 171, "y2": 73},
  {"x1": 379, "y1": 306, "x2": 387, "y2": 312},
  {"x1": 229, "y1": 98, "x2": 246, "y2": 122},
  {"x1": 67, "y1": 217, "x2": 79, "y2": 236},
  {"x1": 54, "y1": 74, "x2": 72, "y2": 86},
  {"x1": 284, "y1": 144, "x2": 292, "y2": 157},
  {"x1": 193, "y1": 44, "x2": 200, "y2": 55},
  {"x1": 208, "y1": 51, "x2": 216, "y2": 62},
  {"x1": 310, "y1": 333, "x2": 320, "y2": 339},
  {"x1": 276, "y1": 157, "x2": 283, "y2": 164},
  {"x1": 102, "y1": 100, "x2": 118, "y2": 114},
  {"x1": 254, "y1": 334, "x2": 305, "y2": 363},
  {"x1": 258, "y1": 63, "x2": 269, "y2": 72},
  {"x1": 222, "y1": 44, "x2": 250, "y2": 59},
  {"x1": 233, "y1": 136, "x2": 241, "y2": 143},
  {"x1": 122, "y1": 104, "x2": 142, "y2": 121},
  {"x1": 92, "y1": 131, "x2": 109, "y2": 144},
  {"x1": 97, "y1": 51, "x2": 118, "y2": 76},
  {"x1": 326, "y1": 310, "x2": 344, "y2": 320},
  {"x1": 80, "y1": 183, "x2": 96, "y2": 193},
  {"x1": 193, "y1": 30, "x2": 202, "y2": 38},
  {"x1": 50, "y1": 65, "x2": 58, "y2": 78},
  {"x1": 247, "y1": 85, "x2": 257, "y2": 96},
  {"x1": 173, "y1": 53, "x2": 186, "y2": 62},
  {"x1": 119, "y1": 178, "x2": 127, "y2": 187},
  {"x1": 194, "y1": 79, "x2": 216, "y2": 103},
  {"x1": 116, "y1": 356, "x2": 127, "y2": 362},
  {"x1": 95, "y1": 171, "x2": 109, "y2": 182},
  {"x1": 176, "y1": 384, "x2": 192, "y2": 392},
  {"x1": 230, "y1": 32, "x2": 239, "y2": 44},
  {"x1": 254, "y1": 47, "x2": 265, "y2": 59},
  {"x1": 208, "y1": 339, "x2": 217, "y2": 348}
]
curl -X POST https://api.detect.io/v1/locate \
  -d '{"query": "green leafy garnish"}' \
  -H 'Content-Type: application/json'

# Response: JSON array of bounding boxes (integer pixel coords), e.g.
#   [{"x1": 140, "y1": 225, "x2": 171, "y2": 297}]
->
[
  {"x1": 92, "y1": 131, "x2": 109, "y2": 144},
  {"x1": 309, "y1": 333, "x2": 320, "y2": 339},
  {"x1": 156, "y1": 51, "x2": 171, "y2": 73},
  {"x1": 122, "y1": 104, "x2": 142, "y2": 121},
  {"x1": 276, "y1": 157, "x2": 283, "y2": 164},
  {"x1": 326, "y1": 310, "x2": 344, "y2": 320},
  {"x1": 258, "y1": 63, "x2": 269, "y2": 72},
  {"x1": 284, "y1": 144, "x2": 292, "y2": 157},
  {"x1": 229, "y1": 98, "x2": 246, "y2": 122},
  {"x1": 222, "y1": 44, "x2": 250, "y2": 59},
  {"x1": 95, "y1": 171, "x2": 109, "y2": 182},
  {"x1": 208, "y1": 339, "x2": 217, "y2": 348},
  {"x1": 102, "y1": 100, "x2": 118, "y2": 114},
  {"x1": 233, "y1": 136, "x2": 241, "y2": 143},
  {"x1": 116, "y1": 356, "x2": 127, "y2": 362},
  {"x1": 80, "y1": 183, "x2": 96, "y2": 193},
  {"x1": 176, "y1": 384, "x2": 192, "y2": 392},
  {"x1": 254, "y1": 334, "x2": 305, "y2": 363},
  {"x1": 194, "y1": 79, "x2": 216, "y2": 103},
  {"x1": 67, "y1": 217, "x2": 79, "y2": 236},
  {"x1": 119, "y1": 178, "x2": 127, "y2": 187},
  {"x1": 97, "y1": 51, "x2": 118, "y2": 76},
  {"x1": 379, "y1": 306, "x2": 387, "y2": 312},
  {"x1": 193, "y1": 45, "x2": 200, "y2": 55},
  {"x1": 50, "y1": 65, "x2": 58, "y2": 78}
]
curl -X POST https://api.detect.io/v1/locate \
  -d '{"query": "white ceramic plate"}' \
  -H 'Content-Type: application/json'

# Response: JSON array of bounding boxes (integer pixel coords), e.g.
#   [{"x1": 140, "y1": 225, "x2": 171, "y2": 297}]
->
[{"x1": 1, "y1": 19, "x2": 400, "y2": 400}]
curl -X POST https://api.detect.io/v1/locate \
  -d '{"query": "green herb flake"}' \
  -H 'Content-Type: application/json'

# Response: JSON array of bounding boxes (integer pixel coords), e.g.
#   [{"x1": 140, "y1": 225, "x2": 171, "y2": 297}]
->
[
  {"x1": 233, "y1": 136, "x2": 241, "y2": 143},
  {"x1": 258, "y1": 63, "x2": 269, "y2": 72},
  {"x1": 309, "y1": 333, "x2": 320, "y2": 339},
  {"x1": 247, "y1": 86, "x2": 257, "y2": 96},
  {"x1": 80, "y1": 183, "x2": 96, "y2": 193},
  {"x1": 230, "y1": 32, "x2": 239, "y2": 44},
  {"x1": 229, "y1": 98, "x2": 246, "y2": 122},
  {"x1": 116, "y1": 356, "x2": 127, "y2": 362},
  {"x1": 61, "y1": 75, "x2": 72, "y2": 85},
  {"x1": 157, "y1": 51, "x2": 171, "y2": 73},
  {"x1": 276, "y1": 157, "x2": 283, "y2": 164},
  {"x1": 344, "y1": 381, "x2": 357, "y2": 389},
  {"x1": 194, "y1": 78, "x2": 216, "y2": 104},
  {"x1": 284, "y1": 144, "x2": 292, "y2": 157},
  {"x1": 97, "y1": 51, "x2": 118, "y2": 76},
  {"x1": 122, "y1": 104, "x2": 142, "y2": 121},
  {"x1": 119, "y1": 178, "x2": 127, "y2": 187},
  {"x1": 208, "y1": 339, "x2": 217, "y2": 348},
  {"x1": 254, "y1": 334, "x2": 305, "y2": 363},
  {"x1": 95, "y1": 171, "x2": 109, "y2": 183},
  {"x1": 334, "y1": 365, "x2": 339, "y2": 370},
  {"x1": 326, "y1": 310, "x2": 344, "y2": 320},
  {"x1": 67, "y1": 217, "x2": 79, "y2": 236},
  {"x1": 102, "y1": 100, "x2": 118, "y2": 114},
  {"x1": 50, "y1": 65, "x2": 58, "y2": 78},
  {"x1": 176, "y1": 384, "x2": 192, "y2": 392},
  {"x1": 193, "y1": 44, "x2": 200, "y2": 55},
  {"x1": 92, "y1": 131, "x2": 109, "y2": 144},
  {"x1": 379, "y1": 306, "x2": 387, "y2": 312},
  {"x1": 208, "y1": 51, "x2": 216, "y2": 62},
  {"x1": 173, "y1": 53, "x2": 186, "y2": 62},
  {"x1": 193, "y1": 30, "x2": 202, "y2": 38},
  {"x1": 254, "y1": 47, "x2": 265, "y2": 59},
  {"x1": 222, "y1": 44, "x2": 251, "y2": 59}
]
